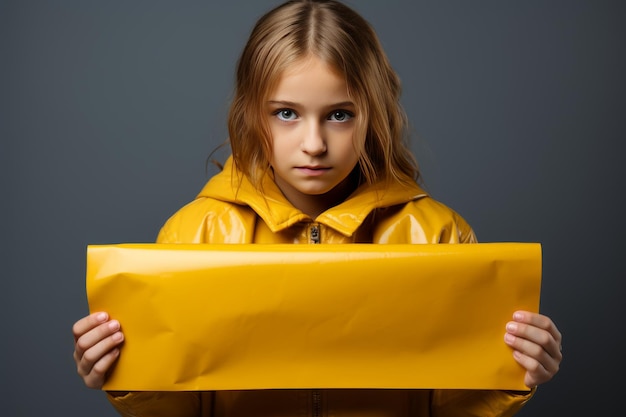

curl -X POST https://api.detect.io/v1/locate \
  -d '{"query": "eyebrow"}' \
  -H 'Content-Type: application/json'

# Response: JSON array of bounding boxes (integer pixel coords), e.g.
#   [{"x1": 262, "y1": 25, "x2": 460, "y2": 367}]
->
[{"x1": 267, "y1": 100, "x2": 355, "y2": 108}]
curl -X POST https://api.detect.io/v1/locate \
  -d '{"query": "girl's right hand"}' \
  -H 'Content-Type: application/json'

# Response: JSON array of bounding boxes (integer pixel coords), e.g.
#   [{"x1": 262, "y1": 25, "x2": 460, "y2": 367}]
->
[{"x1": 72, "y1": 312, "x2": 124, "y2": 389}]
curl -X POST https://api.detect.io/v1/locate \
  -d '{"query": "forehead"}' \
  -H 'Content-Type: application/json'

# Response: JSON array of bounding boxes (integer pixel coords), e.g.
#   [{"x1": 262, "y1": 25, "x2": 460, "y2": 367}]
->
[
  {"x1": 269, "y1": 56, "x2": 350, "y2": 102},
  {"x1": 281, "y1": 54, "x2": 340, "y2": 77}
]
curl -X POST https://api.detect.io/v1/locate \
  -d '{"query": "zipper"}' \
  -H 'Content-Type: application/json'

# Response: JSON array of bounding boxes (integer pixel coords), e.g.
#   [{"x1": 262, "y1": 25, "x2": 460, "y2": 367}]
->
[
  {"x1": 312, "y1": 389, "x2": 322, "y2": 417},
  {"x1": 310, "y1": 224, "x2": 321, "y2": 244},
  {"x1": 310, "y1": 222, "x2": 321, "y2": 416}
]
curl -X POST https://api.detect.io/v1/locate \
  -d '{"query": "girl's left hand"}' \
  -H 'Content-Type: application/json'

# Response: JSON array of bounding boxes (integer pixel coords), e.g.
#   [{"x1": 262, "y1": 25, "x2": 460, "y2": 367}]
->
[{"x1": 504, "y1": 310, "x2": 563, "y2": 388}]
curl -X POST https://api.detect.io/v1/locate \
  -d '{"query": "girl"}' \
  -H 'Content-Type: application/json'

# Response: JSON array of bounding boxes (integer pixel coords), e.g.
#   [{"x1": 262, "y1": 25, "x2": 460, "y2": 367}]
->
[{"x1": 73, "y1": 1, "x2": 562, "y2": 416}]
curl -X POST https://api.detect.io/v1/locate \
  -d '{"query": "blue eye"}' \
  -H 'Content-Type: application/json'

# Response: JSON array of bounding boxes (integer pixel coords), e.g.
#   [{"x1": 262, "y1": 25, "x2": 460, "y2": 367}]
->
[
  {"x1": 275, "y1": 109, "x2": 297, "y2": 121},
  {"x1": 328, "y1": 110, "x2": 353, "y2": 122}
]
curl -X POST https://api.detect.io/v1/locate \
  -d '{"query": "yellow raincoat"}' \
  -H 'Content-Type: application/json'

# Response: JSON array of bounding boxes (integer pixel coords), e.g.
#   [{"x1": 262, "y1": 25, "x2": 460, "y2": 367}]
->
[{"x1": 107, "y1": 157, "x2": 534, "y2": 417}]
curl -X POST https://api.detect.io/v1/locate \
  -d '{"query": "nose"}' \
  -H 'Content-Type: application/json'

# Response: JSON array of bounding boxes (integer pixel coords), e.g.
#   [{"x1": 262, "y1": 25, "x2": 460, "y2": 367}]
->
[{"x1": 300, "y1": 121, "x2": 327, "y2": 155}]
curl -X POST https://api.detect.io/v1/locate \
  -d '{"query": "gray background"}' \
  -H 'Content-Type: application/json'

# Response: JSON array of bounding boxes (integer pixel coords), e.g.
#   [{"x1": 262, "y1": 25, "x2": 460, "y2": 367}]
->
[{"x1": 2, "y1": 0, "x2": 624, "y2": 415}]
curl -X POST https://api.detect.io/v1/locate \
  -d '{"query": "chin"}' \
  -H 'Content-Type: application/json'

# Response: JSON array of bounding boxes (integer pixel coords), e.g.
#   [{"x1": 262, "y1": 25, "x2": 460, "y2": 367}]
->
[{"x1": 299, "y1": 188, "x2": 334, "y2": 196}]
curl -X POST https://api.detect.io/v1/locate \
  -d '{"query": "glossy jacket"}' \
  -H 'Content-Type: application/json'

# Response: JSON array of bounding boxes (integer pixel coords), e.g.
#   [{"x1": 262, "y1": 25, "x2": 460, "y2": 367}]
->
[{"x1": 108, "y1": 157, "x2": 534, "y2": 417}]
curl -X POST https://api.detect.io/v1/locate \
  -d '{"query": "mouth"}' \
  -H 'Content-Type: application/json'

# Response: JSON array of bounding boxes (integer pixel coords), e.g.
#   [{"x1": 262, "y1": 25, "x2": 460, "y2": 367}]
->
[
  {"x1": 299, "y1": 165, "x2": 329, "y2": 170},
  {"x1": 296, "y1": 166, "x2": 331, "y2": 176}
]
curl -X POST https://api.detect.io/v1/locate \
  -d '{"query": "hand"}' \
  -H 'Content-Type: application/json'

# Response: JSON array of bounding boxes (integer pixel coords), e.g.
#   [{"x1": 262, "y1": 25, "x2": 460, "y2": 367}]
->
[
  {"x1": 504, "y1": 310, "x2": 562, "y2": 388},
  {"x1": 73, "y1": 312, "x2": 124, "y2": 389}
]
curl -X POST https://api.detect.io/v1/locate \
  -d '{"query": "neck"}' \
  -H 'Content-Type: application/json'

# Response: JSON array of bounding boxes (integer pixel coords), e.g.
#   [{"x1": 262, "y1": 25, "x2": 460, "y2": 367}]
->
[
  {"x1": 299, "y1": 183, "x2": 355, "y2": 219},
  {"x1": 275, "y1": 172, "x2": 360, "y2": 219}
]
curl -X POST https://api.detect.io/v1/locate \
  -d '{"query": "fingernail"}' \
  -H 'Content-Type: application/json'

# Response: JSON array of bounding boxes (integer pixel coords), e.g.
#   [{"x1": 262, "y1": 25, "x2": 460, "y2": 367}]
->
[
  {"x1": 513, "y1": 312, "x2": 524, "y2": 321},
  {"x1": 108, "y1": 320, "x2": 120, "y2": 331},
  {"x1": 504, "y1": 333, "x2": 515, "y2": 344},
  {"x1": 112, "y1": 332, "x2": 124, "y2": 342},
  {"x1": 506, "y1": 322, "x2": 518, "y2": 332},
  {"x1": 96, "y1": 312, "x2": 108, "y2": 322}
]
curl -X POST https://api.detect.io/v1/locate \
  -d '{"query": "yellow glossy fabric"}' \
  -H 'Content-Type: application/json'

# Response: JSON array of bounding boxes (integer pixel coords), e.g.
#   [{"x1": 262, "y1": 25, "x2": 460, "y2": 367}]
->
[
  {"x1": 156, "y1": 157, "x2": 475, "y2": 245},
  {"x1": 103, "y1": 156, "x2": 537, "y2": 416}
]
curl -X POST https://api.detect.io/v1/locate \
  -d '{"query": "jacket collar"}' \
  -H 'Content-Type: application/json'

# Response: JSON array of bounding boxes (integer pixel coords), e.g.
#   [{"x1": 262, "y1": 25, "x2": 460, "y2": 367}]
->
[{"x1": 197, "y1": 156, "x2": 428, "y2": 237}]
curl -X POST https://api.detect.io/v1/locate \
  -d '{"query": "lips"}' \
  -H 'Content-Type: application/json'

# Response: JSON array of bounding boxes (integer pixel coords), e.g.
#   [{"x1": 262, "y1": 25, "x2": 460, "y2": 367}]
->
[
  {"x1": 299, "y1": 166, "x2": 329, "y2": 170},
  {"x1": 296, "y1": 166, "x2": 330, "y2": 176}
]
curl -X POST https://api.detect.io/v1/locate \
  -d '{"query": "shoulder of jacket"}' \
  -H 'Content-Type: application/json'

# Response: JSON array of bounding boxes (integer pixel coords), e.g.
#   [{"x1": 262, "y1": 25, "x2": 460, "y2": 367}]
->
[
  {"x1": 402, "y1": 195, "x2": 462, "y2": 217},
  {"x1": 156, "y1": 197, "x2": 253, "y2": 243},
  {"x1": 387, "y1": 196, "x2": 476, "y2": 243}
]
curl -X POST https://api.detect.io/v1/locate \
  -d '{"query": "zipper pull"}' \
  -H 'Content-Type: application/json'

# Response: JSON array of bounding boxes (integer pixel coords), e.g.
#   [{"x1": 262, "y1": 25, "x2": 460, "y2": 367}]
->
[{"x1": 310, "y1": 224, "x2": 320, "y2": 244}]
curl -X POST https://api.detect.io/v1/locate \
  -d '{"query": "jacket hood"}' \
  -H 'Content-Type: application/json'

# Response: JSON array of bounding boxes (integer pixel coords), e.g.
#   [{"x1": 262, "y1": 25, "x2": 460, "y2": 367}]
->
[{"x1": 196, "y1": 157, "x2": 428, "y2": 237}]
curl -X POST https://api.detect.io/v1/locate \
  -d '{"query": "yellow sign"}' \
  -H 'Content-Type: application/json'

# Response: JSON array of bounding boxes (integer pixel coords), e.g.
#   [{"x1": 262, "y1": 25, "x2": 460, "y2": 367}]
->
[{"x1": 86, "y1": 243, "x2": 541, "y2": 391}]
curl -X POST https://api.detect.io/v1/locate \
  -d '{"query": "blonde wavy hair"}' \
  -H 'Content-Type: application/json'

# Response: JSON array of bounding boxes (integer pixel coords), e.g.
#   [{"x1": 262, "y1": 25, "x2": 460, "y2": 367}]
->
[{"x1": 228, "y1": 0, "x2": 419, "y2": 187}]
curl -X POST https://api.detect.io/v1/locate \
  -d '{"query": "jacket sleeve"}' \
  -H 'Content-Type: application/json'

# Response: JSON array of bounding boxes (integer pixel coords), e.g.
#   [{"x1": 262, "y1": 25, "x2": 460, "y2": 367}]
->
[
  {"x1": 430, "y1": 388, "x2": 535, "y2": 417},
  {"x1": 106, "y1": 391, "x2": 208, "y2": 417}
]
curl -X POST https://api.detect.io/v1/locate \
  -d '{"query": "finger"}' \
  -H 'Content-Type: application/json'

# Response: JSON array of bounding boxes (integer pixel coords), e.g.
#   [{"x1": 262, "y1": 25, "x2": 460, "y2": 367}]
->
[
  {"x1": 82, "y1": 347, "x2": 121, "y2": 389},
  {"x1": 505, "y1": 320, "x2": 560, "y2": 360},
  {"x1": 511, "y1": 350, "x2": 554, "y2": 388},
  {"x1": 73, "y1": 312, "x2": 109, "y2": 343},
  {"x1": 504, "y1": 317, "x2": 562, "y2": 379},
  {"x1": 504, "y1": 323, "x2": 561, "y2": 373},
  {"x1": 513, "y1": 311, "x2": 562, "y2": 348},
  {"x1": 74, "y1": 318, "x2": 120, "y2": 358},
  {"x1": 75, "y1": 320, "x2": 123, "y2": 370},
  {"x1": 510, "y1": 311, "x2": 563, "y2": 359}
]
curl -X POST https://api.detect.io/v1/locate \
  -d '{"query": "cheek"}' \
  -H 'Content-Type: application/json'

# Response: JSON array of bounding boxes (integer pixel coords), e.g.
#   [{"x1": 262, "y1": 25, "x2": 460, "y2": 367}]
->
[
  {"x1": 269, "y1": 127, "x2": 296, "y2": 160},
  {"x1": 335, "y1": 139, "x2": 361, "y2": 167},
  {"x1": 348, "y1": 132, "x2": 366, "y2": 161}
]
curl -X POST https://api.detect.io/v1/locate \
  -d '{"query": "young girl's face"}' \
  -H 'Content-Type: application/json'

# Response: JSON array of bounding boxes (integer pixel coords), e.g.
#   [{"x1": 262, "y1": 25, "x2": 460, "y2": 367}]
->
[{"x1": 267, "y1": 56, "x2": 363, "y2": 214}]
